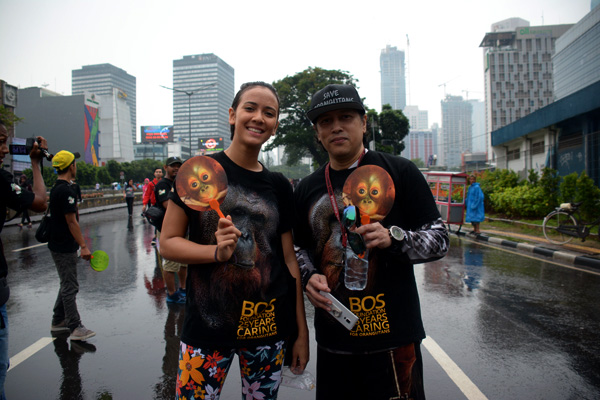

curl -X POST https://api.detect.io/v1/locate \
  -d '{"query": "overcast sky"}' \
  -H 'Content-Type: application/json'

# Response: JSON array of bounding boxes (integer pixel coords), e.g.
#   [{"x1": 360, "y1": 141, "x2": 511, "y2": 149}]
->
[{"x1": 0, "y1": 0, "x2": 592, "y2": 136}]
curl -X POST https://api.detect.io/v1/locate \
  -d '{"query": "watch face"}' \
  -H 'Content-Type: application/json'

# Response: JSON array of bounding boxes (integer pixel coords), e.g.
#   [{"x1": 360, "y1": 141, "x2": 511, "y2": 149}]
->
[{"x1": 390, "y1": 226, "x2": 404, "y2": 241}]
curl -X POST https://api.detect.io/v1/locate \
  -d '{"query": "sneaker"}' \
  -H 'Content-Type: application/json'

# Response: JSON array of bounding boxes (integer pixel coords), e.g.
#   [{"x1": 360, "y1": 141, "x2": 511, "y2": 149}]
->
[
  {"x1": 177, "y1": 288, "x2": 186, "y2": 298},
  {"x1": 51, "y1": 320, "x2": 71, "y2": 333},
  {"x1": 70, "y1": 341, "x2": 97, "y2": 354},
  {"x1": 70, "y1": 325, "x2": 96, "y2": 341},
  {"x1": 166, "y1": 291, "x2": 186, "y2": 304},
  {"x1": 18, "y1": 224, "x2": 23, "y2": 228},
  {"x1": 27, "y1": 223, "x2": 32, "y2": 228}
]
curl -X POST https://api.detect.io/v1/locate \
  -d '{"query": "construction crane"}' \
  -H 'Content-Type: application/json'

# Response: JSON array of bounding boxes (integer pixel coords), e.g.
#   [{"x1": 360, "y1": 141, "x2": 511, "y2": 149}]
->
[
  {"x1": 438, "y1": 76, "x2": 460, "y2": 97},
  {"x1": 462, "y1": 90, "x2": 483, "y2": 100}
]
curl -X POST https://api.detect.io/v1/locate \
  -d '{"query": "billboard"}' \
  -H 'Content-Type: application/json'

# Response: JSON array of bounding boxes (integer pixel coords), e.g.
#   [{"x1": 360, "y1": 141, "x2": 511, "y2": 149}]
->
[
  {"x1": 84, "y1": 93, "x2": 100, "y2": 166},
  {"x1": 142, "y1": 125, "x2": 174, "y2": 143},
  {"x1": 198, "y1": 136, "x2": 224, "y2": 154}
]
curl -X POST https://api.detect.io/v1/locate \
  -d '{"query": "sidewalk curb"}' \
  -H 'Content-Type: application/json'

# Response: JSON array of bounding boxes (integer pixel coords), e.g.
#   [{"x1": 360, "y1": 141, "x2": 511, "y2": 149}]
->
[
  {"x1": 5, "y1": 203, "x2": 128, "y2": 227},
  {"x1": 454, "y1": 231, "x2": 600, "y2": 270}
]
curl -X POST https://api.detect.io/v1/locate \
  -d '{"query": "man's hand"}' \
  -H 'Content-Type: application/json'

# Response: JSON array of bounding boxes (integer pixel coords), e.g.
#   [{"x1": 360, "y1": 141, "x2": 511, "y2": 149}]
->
[
  {"x1": 80, "y1": 245, "x2": 92, "y2": 261},
  {"x1": 305, "y1": 274, "x2": 334, "y2": 311},
  {"x1": 355, "y1": 222, "x2": 393, "y2": 249},
  {"x1": 29, "y1": 136, "x2": 48, "y2": 163},
  {"x1": 214, "y1": 216, "x2": 241, "y2": 262}
]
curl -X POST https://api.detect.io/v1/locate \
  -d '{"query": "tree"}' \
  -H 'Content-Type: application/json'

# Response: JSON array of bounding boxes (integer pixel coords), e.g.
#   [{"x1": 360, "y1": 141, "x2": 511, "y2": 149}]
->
[
  {"x1": 377, "y1": 104, "x2": 409, "y2": 155},
  {"x1": 266, "y1": 67, "x2": 358, "y2": 167},
  {"x1": 0, "y1": 105, "x2": 23, "y2": 128},
  {"x1": 411, "y1": 158, "x2": 425, "y2": 168},
  {"x1": 97, "y1": 168, "x2": 112, "y2": 185},
  {"x1": 105, "y1": 160, "x2": 121, "y2": 182},
  {"x1": 75, "y1": 161, "x2": 97, "y2": 185}
]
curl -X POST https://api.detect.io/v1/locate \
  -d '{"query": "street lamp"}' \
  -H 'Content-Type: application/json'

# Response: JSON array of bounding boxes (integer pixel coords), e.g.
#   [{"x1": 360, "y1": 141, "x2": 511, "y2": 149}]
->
[{"x1": 160, "y1": 83, "x2": 216, "y2": 158}]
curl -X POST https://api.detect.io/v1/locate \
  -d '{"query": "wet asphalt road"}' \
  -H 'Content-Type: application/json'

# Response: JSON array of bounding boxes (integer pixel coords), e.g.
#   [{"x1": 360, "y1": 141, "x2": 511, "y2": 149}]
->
[{"x1": 2, "y1": 205, "x2": 600, "y2": 399}]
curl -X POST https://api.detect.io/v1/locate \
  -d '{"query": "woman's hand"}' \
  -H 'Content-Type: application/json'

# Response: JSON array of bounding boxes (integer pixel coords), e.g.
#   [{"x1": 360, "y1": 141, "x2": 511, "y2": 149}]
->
[
  {"x1": 290, "y1": 334, "x2": 309, "y2": 374},
  {"x1": 214, "y1": 216, "x2": 241, "y2": 262}
]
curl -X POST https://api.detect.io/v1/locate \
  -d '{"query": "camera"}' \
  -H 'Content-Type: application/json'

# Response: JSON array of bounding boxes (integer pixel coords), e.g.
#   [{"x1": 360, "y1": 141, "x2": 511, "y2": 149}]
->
[{"x1": 9, "y1": 137, "x2": 53, "y2": 161}]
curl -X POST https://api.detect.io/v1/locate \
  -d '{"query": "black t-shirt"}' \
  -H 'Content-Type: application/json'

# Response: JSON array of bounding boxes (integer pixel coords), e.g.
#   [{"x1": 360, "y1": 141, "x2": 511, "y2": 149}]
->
[
  {"x1": 48, "y1": 179, "x2": 79, "y2": 253},
  {"x1": 1, "y1": 169, "x2": 34, "y2": 278},
  {"x1": 294, "y1": 150, "x2": 441, "y2": 353},
  {"x1": 169, "y1": 151, "x2": 297, "y2": 348},
  {"x1": 154, "y1": 177, "x2": 174, "y2": 210}
]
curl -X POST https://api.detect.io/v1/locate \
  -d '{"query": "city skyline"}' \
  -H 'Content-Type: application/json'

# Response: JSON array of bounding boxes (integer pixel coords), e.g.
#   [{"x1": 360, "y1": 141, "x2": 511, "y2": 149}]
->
[{"x1": 0, "y1": 0, "x2": 592, "y2": 141}]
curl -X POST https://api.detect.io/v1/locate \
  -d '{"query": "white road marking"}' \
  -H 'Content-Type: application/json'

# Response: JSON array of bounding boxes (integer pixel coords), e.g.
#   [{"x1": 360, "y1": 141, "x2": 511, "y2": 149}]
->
[
  {"x1": 8, "y1": 337, "x2": 55, "y2": 372},
  {"x1": 464, "y1": 238, "x2": 600, "y2": 276},
  {"x1": 423, "y1": 336, "x2": 489, "y2": 400},
  {"x1": 12, "y1": 243, "x2": 47, "y2": 252}
]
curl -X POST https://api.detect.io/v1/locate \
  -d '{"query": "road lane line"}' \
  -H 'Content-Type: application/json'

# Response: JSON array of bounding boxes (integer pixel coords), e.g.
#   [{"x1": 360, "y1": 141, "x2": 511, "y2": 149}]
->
[
  {"x1": 12, "y1": 243, "x2": 47, "y2": 252},
  {"x1": 423, "y1": 336, "x2": 489, "y2": 400},
  {"x1": 8, "y1": 337, "x2": 55, "y2": 372}
]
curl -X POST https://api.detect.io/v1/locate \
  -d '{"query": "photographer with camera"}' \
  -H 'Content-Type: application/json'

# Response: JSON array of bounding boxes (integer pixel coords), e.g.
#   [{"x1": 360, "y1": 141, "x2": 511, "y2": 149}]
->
[{"x1": 0, "y1": 123, "x2": 49, "y2": 397}]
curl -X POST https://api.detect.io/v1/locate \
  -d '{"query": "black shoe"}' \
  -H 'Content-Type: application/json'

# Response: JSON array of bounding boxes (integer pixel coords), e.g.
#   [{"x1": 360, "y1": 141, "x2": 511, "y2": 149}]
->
[{"x1": 70, "y1": 341, "x2": 97, "y2": 354}]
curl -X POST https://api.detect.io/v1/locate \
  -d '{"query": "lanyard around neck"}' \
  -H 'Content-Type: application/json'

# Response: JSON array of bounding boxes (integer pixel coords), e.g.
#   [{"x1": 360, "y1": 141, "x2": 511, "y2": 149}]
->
[{"x1": 324, "y1": 149, "x2": 366, "y2": 248}]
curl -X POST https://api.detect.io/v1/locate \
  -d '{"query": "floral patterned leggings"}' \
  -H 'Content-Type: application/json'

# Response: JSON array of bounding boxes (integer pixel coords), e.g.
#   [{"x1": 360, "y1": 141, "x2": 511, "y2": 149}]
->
[{"x1": 176, "y1": 340, "x2": 287, "y2": 400}]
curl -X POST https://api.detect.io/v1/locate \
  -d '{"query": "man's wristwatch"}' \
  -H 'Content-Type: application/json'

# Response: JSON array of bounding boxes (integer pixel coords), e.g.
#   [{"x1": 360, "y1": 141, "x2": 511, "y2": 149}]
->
[{"x1": 389, "y1": 226, "x2": 405, "y2": 242}]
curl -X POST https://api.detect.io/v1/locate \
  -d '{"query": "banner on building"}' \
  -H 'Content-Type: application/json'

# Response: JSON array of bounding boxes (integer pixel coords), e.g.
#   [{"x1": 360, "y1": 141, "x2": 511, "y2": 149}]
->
[
  {"x1": 141, "y1": 126, "x2": 174, "y2": 143},
  {"x1": 198, "y1": 137, "x2": 224, "y2": 154},
  {"x1": 84, "y1": 93, "x2": 100, "y2": 166}
]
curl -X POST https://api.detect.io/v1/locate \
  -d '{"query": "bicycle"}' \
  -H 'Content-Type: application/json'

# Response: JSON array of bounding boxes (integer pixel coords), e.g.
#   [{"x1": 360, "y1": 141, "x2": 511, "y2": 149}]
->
[{"x1": 542, "y1": 201, "x2": 600, "y2": 244}]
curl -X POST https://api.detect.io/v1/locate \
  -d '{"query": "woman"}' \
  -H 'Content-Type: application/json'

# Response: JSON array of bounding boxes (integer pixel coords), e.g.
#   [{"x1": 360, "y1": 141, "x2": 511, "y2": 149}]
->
[
  {"x1": 465, "y1": 174, "x2": 484, "y2": 234},
  {"x1": 18, "y1": 175, "x2": 33, "y2": 228},
  {"x1": 160, "y1": 82, "x2": 309, "y2": 400},
  {"x1": 123, "y1": 179, "x2": 135, "y2": 217}
]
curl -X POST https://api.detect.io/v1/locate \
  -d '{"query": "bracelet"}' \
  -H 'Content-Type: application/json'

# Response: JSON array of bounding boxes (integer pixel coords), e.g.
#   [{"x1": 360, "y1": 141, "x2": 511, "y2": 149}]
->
[{"x1": 214, "y1": 246, "x2": 219, "y2": 263}]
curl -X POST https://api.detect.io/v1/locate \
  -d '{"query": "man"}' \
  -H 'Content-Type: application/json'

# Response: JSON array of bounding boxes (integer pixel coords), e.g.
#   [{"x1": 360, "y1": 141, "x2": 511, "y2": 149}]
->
[
  {"x1": 0, "y1": 124, "x2": 48, "y2": 396},
  {"x1": 48, "y1": 150, "x2": 95, "y2": 341},
  {"x1": 142, "y1": 167, "x2": 163, "y2": 245},
  {"x1": 154, "y1": 157, "x2": 187, "y2": 304},
  {"x1": 294, "y1": 85, "x2": 449, "y2": 399},
  {"x1": 142, "y1": 167, "x2": 163, "y2": 214}
]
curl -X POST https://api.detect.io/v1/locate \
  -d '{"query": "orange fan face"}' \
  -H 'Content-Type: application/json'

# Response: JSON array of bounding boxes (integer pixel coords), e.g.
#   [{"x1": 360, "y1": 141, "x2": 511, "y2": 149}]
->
[
  {"x1": 342, "y1": 165, "x2": 395, "y2": 222},
  {"x1": 175, "y1": 156, "x2": 228, "y2": 211}
]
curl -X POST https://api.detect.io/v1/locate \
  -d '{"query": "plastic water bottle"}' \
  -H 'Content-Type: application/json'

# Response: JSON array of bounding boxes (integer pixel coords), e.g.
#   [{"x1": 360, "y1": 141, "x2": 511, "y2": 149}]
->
[
  {"x1": 344, "y1": 248, "x2": 369, "y2": 290},
  {"x1": 281, "y1": 367, "x2": 316, "y2": 390}
]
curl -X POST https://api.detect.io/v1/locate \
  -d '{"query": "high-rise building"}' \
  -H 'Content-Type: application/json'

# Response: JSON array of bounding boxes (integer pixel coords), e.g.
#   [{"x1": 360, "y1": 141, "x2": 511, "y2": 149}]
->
[
  {"x1": 96, "y1": 89, "x2": 135, "y2": 163},
  {"x1": 467, "y1": 99, "x2": 486, "y2": 153},
  {"x1": 553, "y1": 5, "x2": 600, "y2": 100},
  {"x1": 172, "y1": 54, "x2": 234, "y2": 158},
  {"x1": 380, "y1": 45, "x2": 406, "y2": 110},
  {"x1": 441, "y1": 95, "x2": 472, "y2": 168},
  {"x1": 403, "y1": 105, "x2": 429, "y2": 130},
  {"x1": 72, "y1": 64, "x2": 136, "y2": 145},
  {"x1": 479, "y1": 19, "x2": 573, "y2": 159},
  {"x1": 400, "y1": 130, "x2": 437, "y2": 165},
  {"x1": 15, "y1": 87, "x2": 134, "y2": 166}
]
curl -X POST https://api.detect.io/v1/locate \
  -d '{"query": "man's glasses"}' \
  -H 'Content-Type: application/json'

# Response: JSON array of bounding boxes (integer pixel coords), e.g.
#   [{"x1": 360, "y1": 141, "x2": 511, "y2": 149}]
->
[{"x1": 342, "y1": 206, "x2": 366, "y2": 255}]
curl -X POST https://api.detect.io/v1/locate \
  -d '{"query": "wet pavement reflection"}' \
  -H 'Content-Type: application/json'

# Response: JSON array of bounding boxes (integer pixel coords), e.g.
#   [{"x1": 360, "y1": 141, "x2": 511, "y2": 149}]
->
[
  {"x1": 420, "y1": 236, "x2": 600, "y2": 400},
  {"x1": 3, "y1": 209, "x2": 600, "y2": 399}
]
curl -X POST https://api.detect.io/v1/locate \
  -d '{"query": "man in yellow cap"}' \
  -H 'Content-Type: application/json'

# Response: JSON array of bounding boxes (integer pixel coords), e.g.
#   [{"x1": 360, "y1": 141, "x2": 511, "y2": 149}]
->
[{"x1": 49, "y1": 150, "x2": 96, "y2": 341}]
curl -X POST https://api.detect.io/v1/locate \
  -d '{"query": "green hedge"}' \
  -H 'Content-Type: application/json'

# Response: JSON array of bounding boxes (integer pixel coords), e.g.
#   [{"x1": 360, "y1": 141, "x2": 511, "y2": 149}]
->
[{"x1": 476, "y1": 168, "x2": 599, "y2": 220}]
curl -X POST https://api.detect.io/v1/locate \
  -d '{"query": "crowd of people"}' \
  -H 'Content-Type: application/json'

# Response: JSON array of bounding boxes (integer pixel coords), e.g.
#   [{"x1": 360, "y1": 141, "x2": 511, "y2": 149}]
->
[{"x1": 1, "y1": 82, "x2": 450, "y2": 399}]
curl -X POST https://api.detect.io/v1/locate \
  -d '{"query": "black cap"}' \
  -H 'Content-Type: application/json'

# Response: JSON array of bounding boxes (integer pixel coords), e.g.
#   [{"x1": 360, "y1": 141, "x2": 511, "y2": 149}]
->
[
  {"x1": 166, "y1": 156, "x2": 183, "y2": 166},
  {"x1": 306, "y1": 84, "x2": 365, "y2": 124}
]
